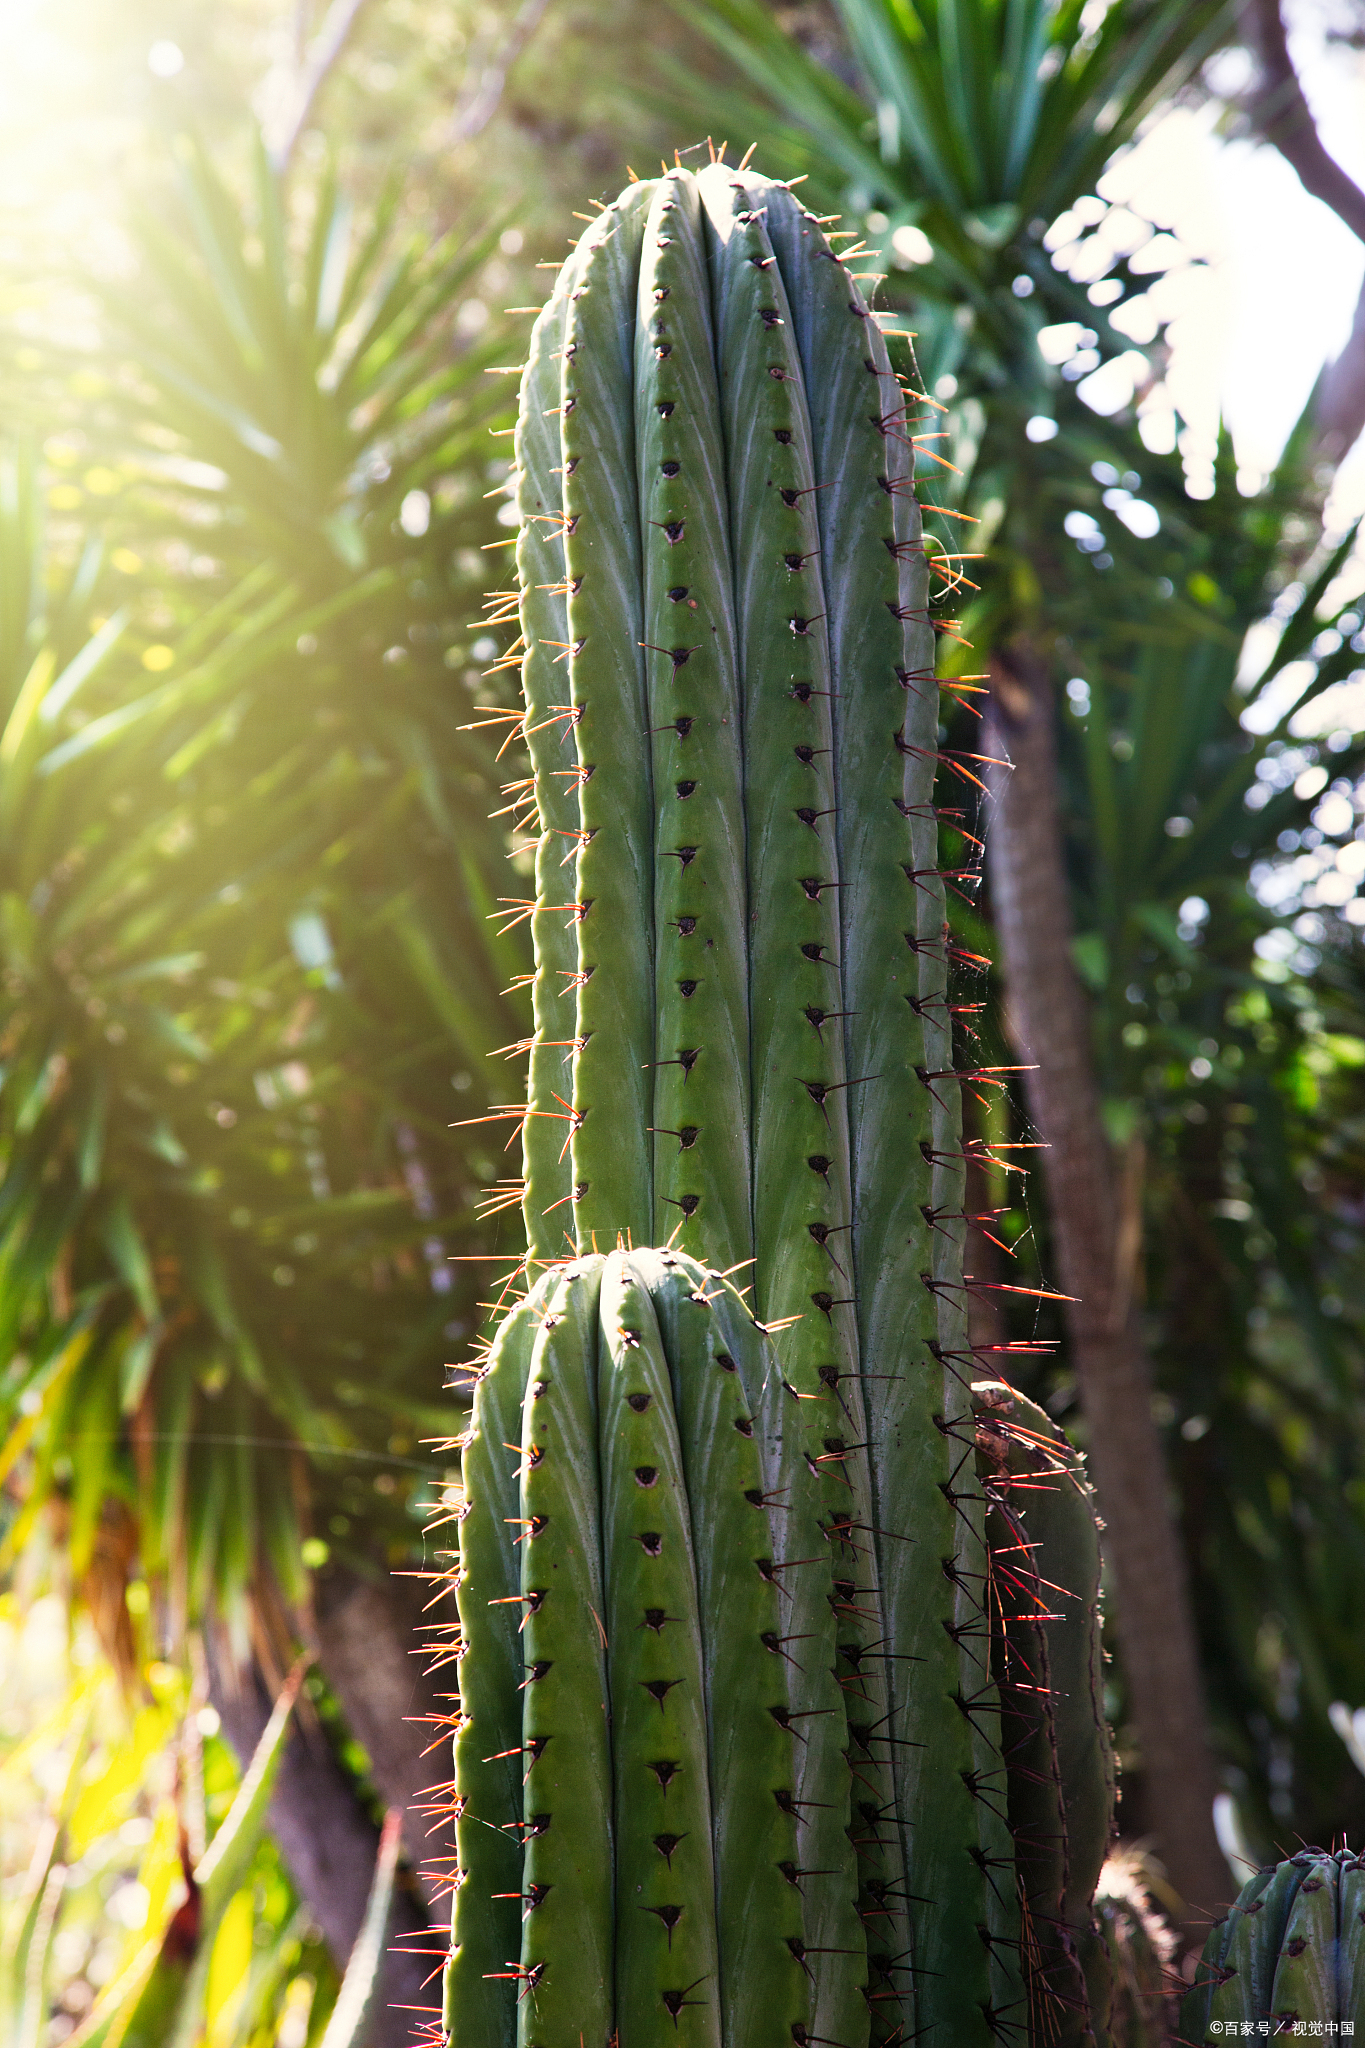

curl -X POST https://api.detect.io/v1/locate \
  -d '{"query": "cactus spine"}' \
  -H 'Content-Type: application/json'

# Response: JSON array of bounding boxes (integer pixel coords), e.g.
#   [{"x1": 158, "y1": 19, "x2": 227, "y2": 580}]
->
[{"x1": 444, "y1": 158, "x2": 1122, "y2": 2048}]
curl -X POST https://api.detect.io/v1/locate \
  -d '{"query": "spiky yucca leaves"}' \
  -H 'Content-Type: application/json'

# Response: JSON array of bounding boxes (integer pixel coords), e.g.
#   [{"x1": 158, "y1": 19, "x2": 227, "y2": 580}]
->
[
  {"x1": 976, "y1": 1382, "x2": 1115, "y2": 2045},
  {"x1": 0, "y1": 439, "x2": 508, "y2": 1637},
  {"x1": 1181, "y1": 1849, "x2": 1365, "y2": 2043},
  {"x1": 445, "y1": 158, "x2": 1041, "y2": 2048},
  {"x1": 0, "y1": 137, "x2": 528, "y2": 1644}
]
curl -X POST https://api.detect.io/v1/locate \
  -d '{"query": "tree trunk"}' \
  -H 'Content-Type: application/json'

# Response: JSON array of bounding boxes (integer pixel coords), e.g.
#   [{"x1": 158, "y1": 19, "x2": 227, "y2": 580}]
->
[
  {"x1": 1318, "y1": 274, "x2": 1365, "y2": 465},
  {"x1": 314, "y1": 1564, "x2": 454, "y2": 1904},
  {"x1": 984, "y1": 642, "x2": 1230, "y2": 1929},
  {"x1": 207, "y1": 1636, "x2": 440, "y2": 2048},
  {"x1": 1239, "y1": 0, "x2": 1365, "y2": 462}
]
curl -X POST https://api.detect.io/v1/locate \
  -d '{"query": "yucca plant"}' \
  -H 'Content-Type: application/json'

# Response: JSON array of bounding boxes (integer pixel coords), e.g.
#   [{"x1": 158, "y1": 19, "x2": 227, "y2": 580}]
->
[
  {"x1": 1, "y1": 137, "x2": 530, "y2": 1616},
  {"x1": 91, "y1": 130, "x2": 509, "y2": 584},
  {"x1": 0, "y1": 131, "x2": 538, "y2": 2036},
  {"x1": 0, "y1": 443, "x2": 419, "y2": 1621},
  {"x1": 988, "y1": 408, "x2": 1365, "y2": 1855},
  {"x1": 439, "y1": 159, "x2": 1119, "y2": 2048},
  {"x1": 664, "y1": 0, "x2": 1231, "y2": 410}
]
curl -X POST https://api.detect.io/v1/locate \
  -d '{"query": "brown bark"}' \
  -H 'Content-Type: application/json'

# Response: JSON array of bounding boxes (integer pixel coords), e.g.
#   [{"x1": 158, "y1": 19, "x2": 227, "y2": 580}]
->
[
  {"x1": 984, "y1": 643, "x2": 1230, "y2": 1930},
  {"x1": 314, "y1": 1565, "x2": 454, "y2": 1902},
  {"x1": 207, "y1": 1633, "x2": 440, "y2": 2048},
  {"x1": 1317, "y1": 275, "x2": 1365, "y2": 465},
  {"x1": 1244, "y1": 0, "x2": 1365, "y2": 242},
  {"x1": 1241, "y1": 0, "x2": 1365, "y2": 459},
  {"x1": 266, "y1": 0, "x2": 374, "y2": 171}
]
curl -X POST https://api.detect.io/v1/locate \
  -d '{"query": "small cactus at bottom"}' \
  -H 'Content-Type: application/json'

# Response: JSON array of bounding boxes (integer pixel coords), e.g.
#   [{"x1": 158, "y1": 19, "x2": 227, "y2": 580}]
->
[
  {"x1": 446, "y1": 1248, "x2": 900, "y2": 2048},
  {"x1": 1181, "y1": 1849, "x2": 1365, "y2": 2042}
]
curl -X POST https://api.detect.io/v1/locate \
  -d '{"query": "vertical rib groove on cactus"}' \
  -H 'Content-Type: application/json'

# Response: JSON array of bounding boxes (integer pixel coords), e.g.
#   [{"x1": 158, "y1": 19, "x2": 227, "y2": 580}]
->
[
  {"x1": 518, "y1": 1259, "x2": 613, "y2": 2045},
  {"x1": 647, "y1": 1251, "x2": 811, "y2": 2048},
  {"x1": 597, "y1": 1255, "x2": 722, "y2": 2043},
  {"x1": 446, "y1": 1271, "x2": 561, "y2": 2048},
  {"x1": 698, "y1": 161, "x2": 867, "y2": 2048},
  {"x1": 635, "y1": 174, "x2": 752, "y2": 1275},
  {"x1": 516, "y1": 269, "x2": 581, "y2": 1262},
  {"x1": 562, "y1": 186, "x2": 656, "y2": 1251}
]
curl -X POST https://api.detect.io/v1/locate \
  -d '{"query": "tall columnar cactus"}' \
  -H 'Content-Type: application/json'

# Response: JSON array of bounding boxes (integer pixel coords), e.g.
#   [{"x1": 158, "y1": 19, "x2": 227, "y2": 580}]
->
[
  {"x1": 443, "y1": 157, "x2": 1112, "y2": 2048},
  {"x1": 1181, "y1": 1850, "x2": 1365, "y2": 2042}
]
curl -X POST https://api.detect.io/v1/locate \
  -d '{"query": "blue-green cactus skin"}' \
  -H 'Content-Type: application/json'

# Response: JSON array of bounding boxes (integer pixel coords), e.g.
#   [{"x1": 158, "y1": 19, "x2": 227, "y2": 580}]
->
[
  {"x1": 440, "y1": 159, "x2": 1138, "y2": 2048},
  {"x1": 445, "y1": 1270, "x2": 562, "y2": 2048},
  {"x1": 1182, "y1": 1850, "x2": 1365, "y2": 2043}
]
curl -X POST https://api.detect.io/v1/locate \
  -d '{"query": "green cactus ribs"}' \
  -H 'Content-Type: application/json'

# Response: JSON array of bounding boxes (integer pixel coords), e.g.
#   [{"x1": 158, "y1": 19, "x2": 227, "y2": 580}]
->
[
  {"x1": 442, "y1": 1249, "x2": 842, "y2": 2048},
  {"x1": 1182, "y1": 1848, "x2": 1365, "y2": 2043},
  {"x1": 975, "y1": 1381, "x2": 1115, "y2": 2048},
  {"x1": 438, "y1": 147, "x2": 1131, "y2": 2048}
]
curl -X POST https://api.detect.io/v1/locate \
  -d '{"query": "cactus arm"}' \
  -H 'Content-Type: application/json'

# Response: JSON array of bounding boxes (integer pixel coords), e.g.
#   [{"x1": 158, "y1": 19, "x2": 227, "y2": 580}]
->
[
  {"x1": 697, "y1": 162, "x2": 869, "y2": 2048},
  {"x1": 562, "y1": 183, "x2": 657, "y2": 1251},
  {"x1": 597, "y1": 1252, "x2": 723, "y2": 2045},
  {"x1": 517, "y1": 1258, "x2": 614, "y2": 2045},
  {"x1": 1178, "y1": 1860, "x2": 1276, "y2": 2041},
  {"x1": 1268, "y1": 1859, "x2": 1340, "y2": 2031},
  {"x1": 975, "y1": 1383, "x2": 1113, "y2": 2045},
  {"x1": 515, "y1": 263, "x2": 583, "y2": 1261},
  {"x1": 644, "y1": 1249, "x2": 812, "y2": 2048},
  {"x1": 1084, "y1": 1867, "x2": 1175, "y2": 2048},
  {"x1": 1201, "y1": 1858, "x2": 1310, "y2": 2035},
  {"x1": 446, "y1": 1271, "x2": 561, "y2": 2048},
  {"x1": 634, "y1": 174, "x2": 752, "y2": 1274}
]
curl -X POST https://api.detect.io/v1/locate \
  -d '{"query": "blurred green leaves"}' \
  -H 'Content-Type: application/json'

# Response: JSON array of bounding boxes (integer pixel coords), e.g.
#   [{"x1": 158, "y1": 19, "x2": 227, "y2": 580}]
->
[
  {"x1": 0, "y1": 137, "x2": 527, "y2": 1637},
  {"x1": 0, "y1": 1632, "x2": 347, "y2": 2048},
  {"x1": 97, "y1": 134, "x2": 509, "y2": 583},
  {"x1": 669, "y1": 0, "x2": 1231, "y2": 408}
]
